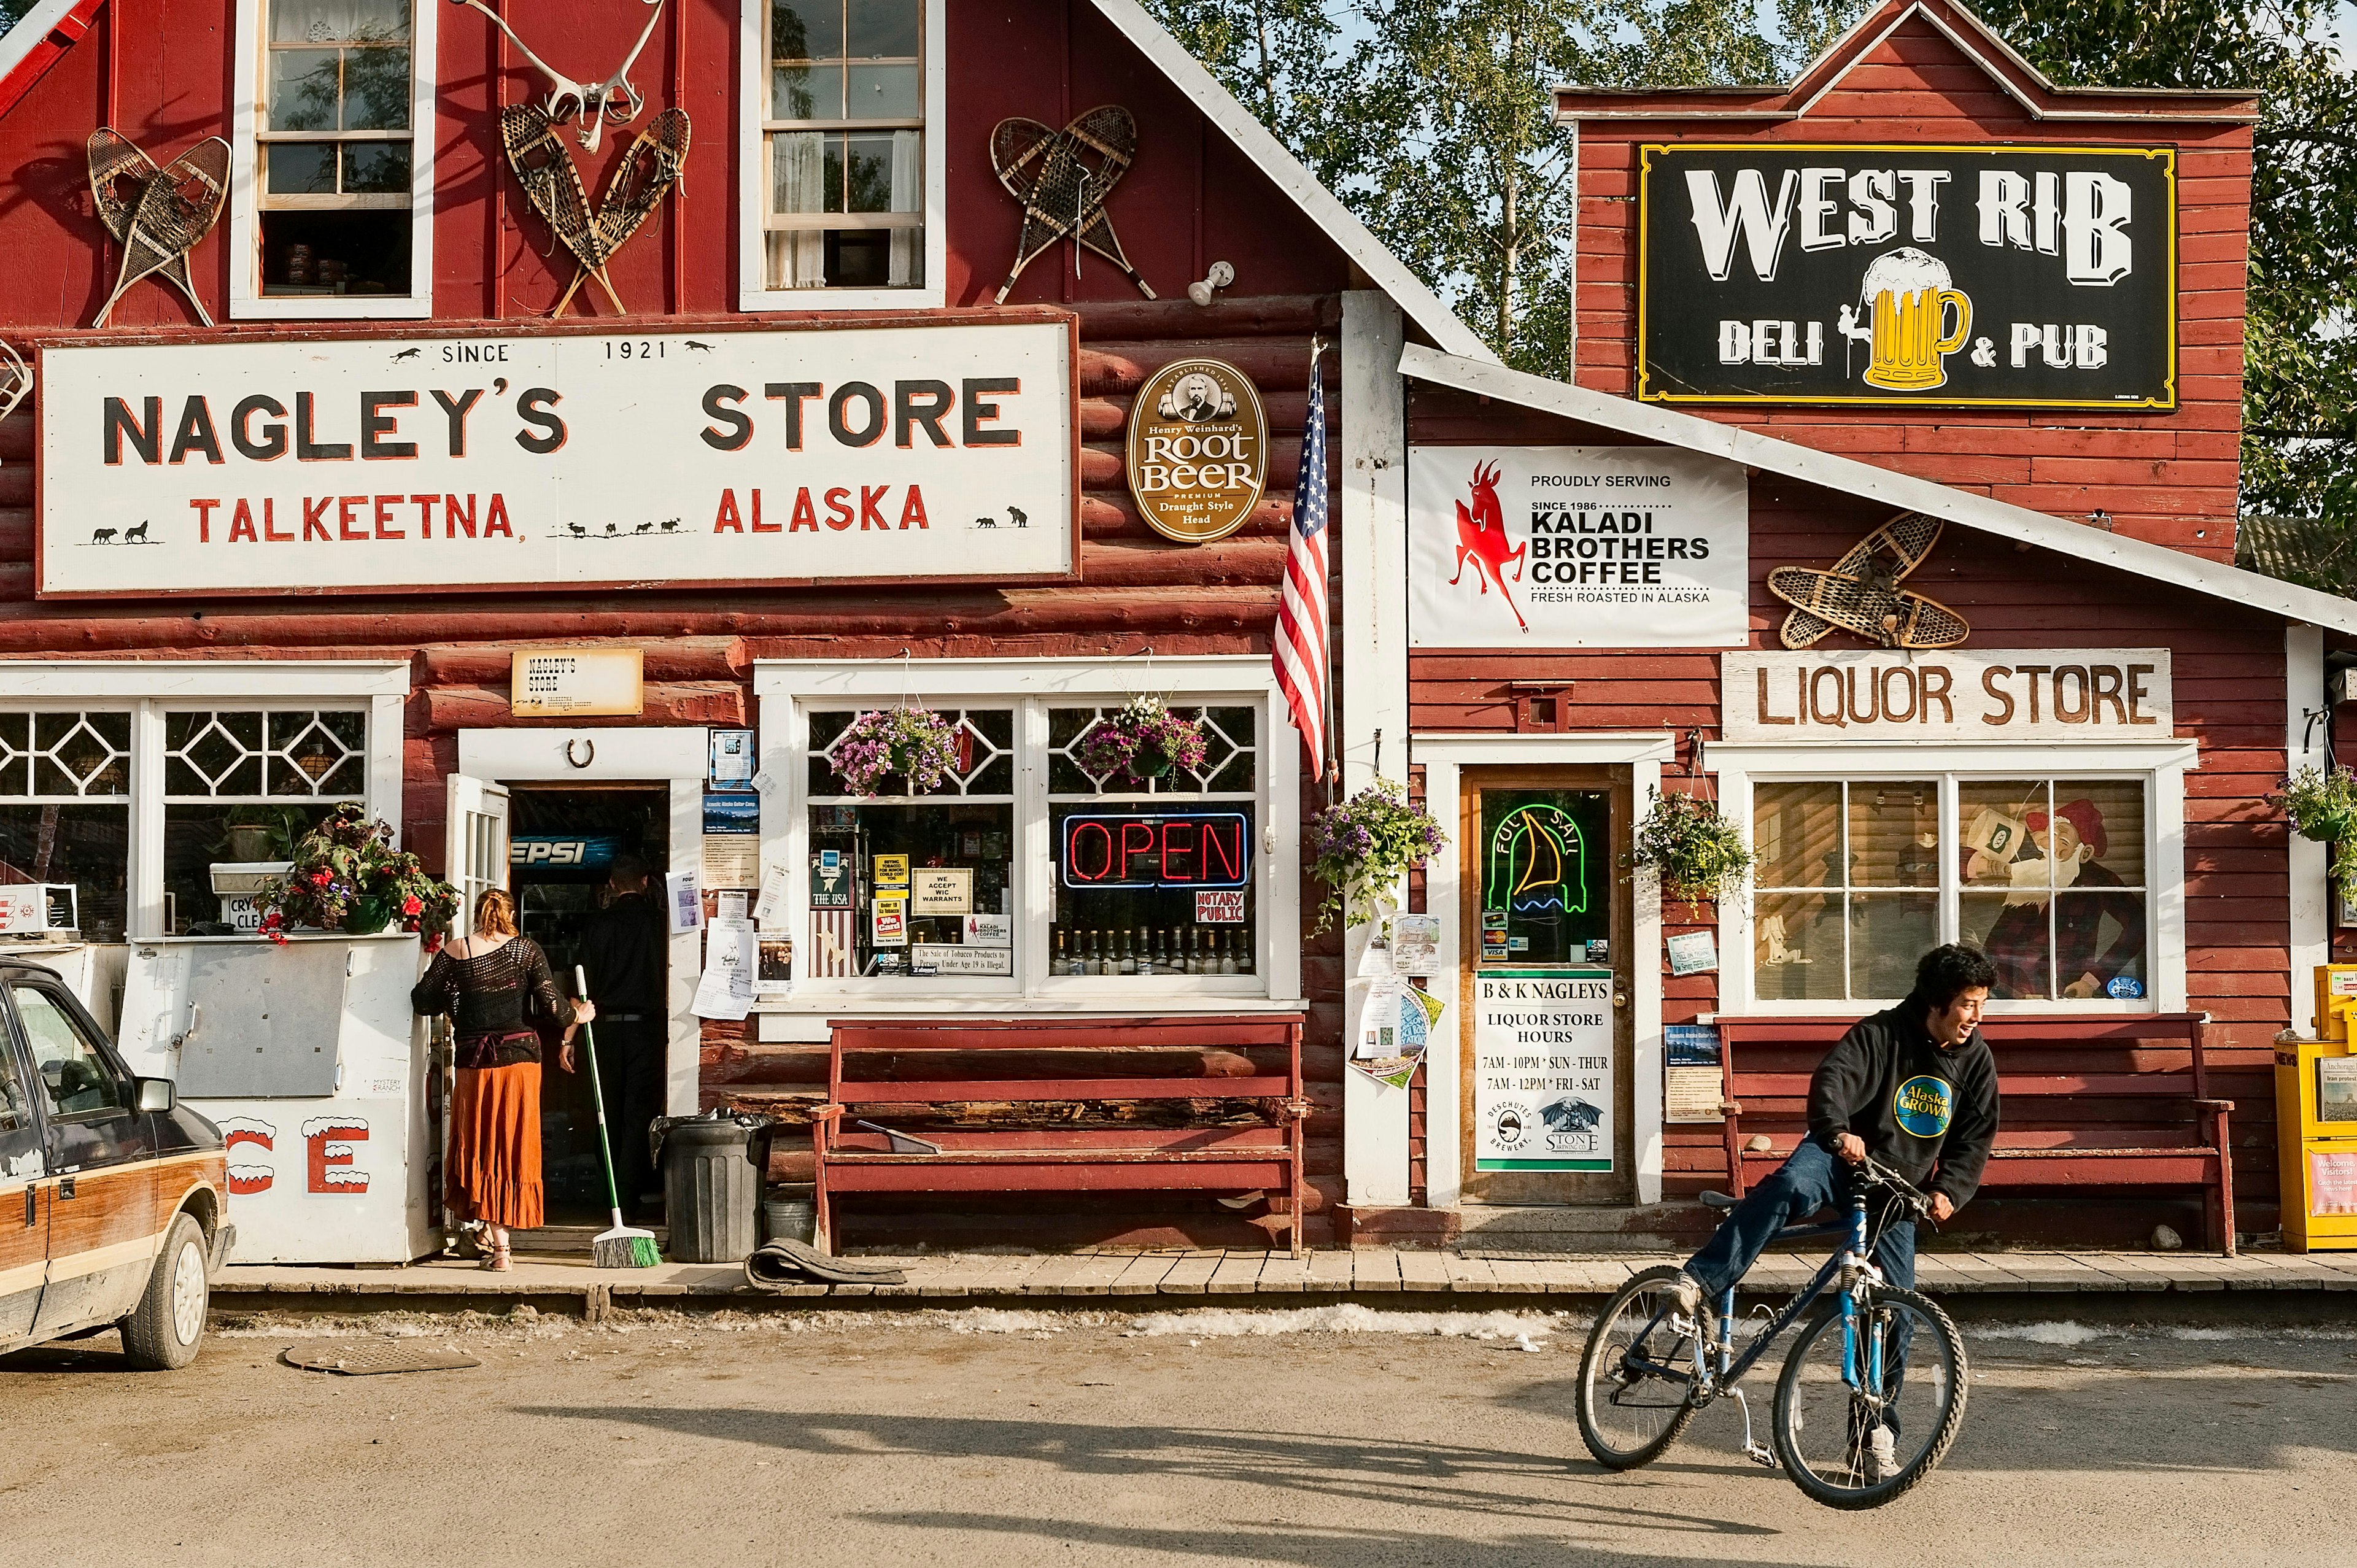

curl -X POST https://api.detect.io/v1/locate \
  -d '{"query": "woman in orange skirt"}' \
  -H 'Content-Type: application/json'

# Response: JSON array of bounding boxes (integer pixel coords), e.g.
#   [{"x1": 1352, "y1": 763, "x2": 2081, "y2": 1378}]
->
[{"x1": 411, "y1": 889, "x2": 594, "y2": 1271}]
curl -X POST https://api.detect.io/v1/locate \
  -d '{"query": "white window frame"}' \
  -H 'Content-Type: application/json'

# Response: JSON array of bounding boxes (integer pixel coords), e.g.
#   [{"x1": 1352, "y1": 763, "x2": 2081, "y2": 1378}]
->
[
  {"x1": 0, "y1": 662, "x2": 407, "y2": 939},
  {"x1": 736, "y1": 0, "x2": 947, "y2": 313},
  {"x1": 228, "y1": 0, "x2": 438, "y2": 321},
  {"x1": 1707, "y1": 739, "x2": 2196, "y2": 1016},
  {"x1": 753, "y1": 656, "x2": 1302, "y2": 1034}
]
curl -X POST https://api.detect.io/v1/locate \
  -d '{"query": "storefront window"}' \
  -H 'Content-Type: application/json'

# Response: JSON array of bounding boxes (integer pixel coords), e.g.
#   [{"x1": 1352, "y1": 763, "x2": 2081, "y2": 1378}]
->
[
  {"x1": 1751, "y1": 776, "x2": 2149, "y2": 1006},
  {"x1": 763, "y1": 0, "x2": 926, "y2": 291},
  {"x1": 1047, "y1": 705, "x2": 1257, "y2": 978},
  {"x1": 805, "y1": 708, "x2": 1014, "y2": 981},
  {"x1": 1959, "y1": 780, "x2": 2147, "y2": 1002},
  {"x1": 0, "y1": 713, "x2": 131, "y2": 943},
  {"x1": 162, "y1": 709, "x2": 369, "y2": 934}
]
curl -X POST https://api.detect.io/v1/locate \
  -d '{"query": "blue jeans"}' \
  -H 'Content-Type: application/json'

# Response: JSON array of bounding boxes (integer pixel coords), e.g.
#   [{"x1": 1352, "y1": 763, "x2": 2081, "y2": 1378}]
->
[{"x1": 1685, "y1": 1140, "x2": 1919, "y2": 1435}]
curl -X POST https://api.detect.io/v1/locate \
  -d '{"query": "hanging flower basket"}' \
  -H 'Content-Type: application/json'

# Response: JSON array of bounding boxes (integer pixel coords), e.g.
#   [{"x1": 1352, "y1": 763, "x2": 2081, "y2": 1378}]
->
[
  {"x1": 1631, "y1": 788, "x2": 1752, "y2": 907},
  {"x1": 252, "y1": 804, "x2": 461, "y2": 949},
  {"x1": 1078, "y1": 696, "x2": 1209, "y2": 789},
  {"x1": 2275, "y1": 766, "x2": 2357, "y2": 903},
  {"x1": 1306, "y1": 778, "x2": 1447, "y2": 935},
  {"x1": 830, "y1": 706, "x2": 961, "y2": 797}
]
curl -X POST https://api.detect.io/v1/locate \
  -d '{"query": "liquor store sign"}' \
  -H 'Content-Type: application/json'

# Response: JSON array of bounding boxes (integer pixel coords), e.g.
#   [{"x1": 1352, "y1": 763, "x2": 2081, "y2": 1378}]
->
[
  {"x1": 1638, "y1": 144, "x2": 2176, "y2": 409},
  {"x1": 1722, "y1": 649, "x2": 2173, "y2": 741},
  {"x1": 36, "y1": 321, "x2": 1076, "y2": 598}
]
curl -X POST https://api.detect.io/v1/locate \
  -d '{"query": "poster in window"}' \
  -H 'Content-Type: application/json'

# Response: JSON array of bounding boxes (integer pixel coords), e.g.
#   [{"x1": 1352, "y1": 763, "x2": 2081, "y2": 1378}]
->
[
  {"x1": 873, "y1": 854, "x2": 910, "y2": 888},
  {"x1": 911, "y1": 867, "x2": 972, "y2": 914},
  {"x1": 1473, "y1": 970, "x2": 1614, "y2": 1172},
  {"x1": 808, "y1": 851, "x2": 850, "y2": 909},
  {"x1": 871, "y1": 892, "x2": 908, "y2": 947}
]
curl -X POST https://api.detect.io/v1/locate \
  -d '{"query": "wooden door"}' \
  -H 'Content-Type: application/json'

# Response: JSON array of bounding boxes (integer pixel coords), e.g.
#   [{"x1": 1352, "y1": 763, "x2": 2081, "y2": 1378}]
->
[{"x1": 1458, "y1": 767, "x2": 1636, "y2": 1205}]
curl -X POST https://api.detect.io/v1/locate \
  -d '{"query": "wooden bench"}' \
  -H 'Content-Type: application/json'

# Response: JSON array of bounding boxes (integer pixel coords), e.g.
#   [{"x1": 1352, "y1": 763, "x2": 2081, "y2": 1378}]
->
[
  {"x1": 1713, "y1": 1013, "x2": 2238, "y2": 1255},
  {"x1": 812, "y1": 1014, "x2": 1312, "y2": 1256}
]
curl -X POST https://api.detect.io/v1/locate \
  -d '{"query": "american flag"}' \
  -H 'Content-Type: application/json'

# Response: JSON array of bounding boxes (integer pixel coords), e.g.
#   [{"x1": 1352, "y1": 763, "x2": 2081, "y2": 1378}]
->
[{"x1": 1274, "y1": 346, "x2": 1330, "y2": 779}]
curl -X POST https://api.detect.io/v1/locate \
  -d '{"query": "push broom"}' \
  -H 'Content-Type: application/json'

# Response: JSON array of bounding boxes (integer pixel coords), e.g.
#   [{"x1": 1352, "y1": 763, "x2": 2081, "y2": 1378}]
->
[{"x1": 576, "y1": 964, "x2": 661, "y2": 1269}]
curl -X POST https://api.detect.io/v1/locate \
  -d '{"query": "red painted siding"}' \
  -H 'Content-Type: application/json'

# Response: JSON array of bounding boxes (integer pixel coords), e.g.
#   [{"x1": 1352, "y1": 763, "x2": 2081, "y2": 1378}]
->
[
  {"x1": 1409, "y1": 384, "x2": 2290, "y2": 1234},
  {"x1": 1565, "y1": 10, "x2": 2254, "y2": 563}
]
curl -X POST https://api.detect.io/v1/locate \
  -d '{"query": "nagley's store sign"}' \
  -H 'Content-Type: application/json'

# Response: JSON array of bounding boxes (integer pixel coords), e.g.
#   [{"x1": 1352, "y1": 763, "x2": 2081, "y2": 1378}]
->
[
  {"x1": 36, "y1": 320, "x2": 1077, "y2": 597},
  {"x1": 1638, "y1": 144, "x2": 2177, "y2": 409},
  {"x1": 1722, "y1": 649, "x2": 2173, "y2": 742}
]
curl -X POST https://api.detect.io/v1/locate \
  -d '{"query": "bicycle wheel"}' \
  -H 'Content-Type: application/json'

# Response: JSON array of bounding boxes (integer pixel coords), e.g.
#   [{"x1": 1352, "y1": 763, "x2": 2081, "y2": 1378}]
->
[
  {"x1": 1576, "y1": 1264, "x2": 1703, "y2": 1470},
  {"x1": 1770, "y1": 1284, "x2": 1967, "y2": 1509}
]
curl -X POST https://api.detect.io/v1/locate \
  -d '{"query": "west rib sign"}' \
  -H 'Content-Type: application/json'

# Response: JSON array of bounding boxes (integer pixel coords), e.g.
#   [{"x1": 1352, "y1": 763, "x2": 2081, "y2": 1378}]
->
[{"x1": 1636, "y1": 144, "x2": 2177, "y2": 409}]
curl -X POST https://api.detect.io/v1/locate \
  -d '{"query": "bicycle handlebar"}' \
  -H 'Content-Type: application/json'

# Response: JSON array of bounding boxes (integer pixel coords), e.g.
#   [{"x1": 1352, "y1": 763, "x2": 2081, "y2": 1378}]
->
[{"x1": 1854, "y1": 1154, "x2": 1937, "y2": 1216}]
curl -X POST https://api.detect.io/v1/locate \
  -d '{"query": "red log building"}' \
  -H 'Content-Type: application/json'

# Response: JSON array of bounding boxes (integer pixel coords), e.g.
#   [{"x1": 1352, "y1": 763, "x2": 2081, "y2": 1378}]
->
[{"x1": 0, "y1": 0, "x2": 2339, "y2": 1254}]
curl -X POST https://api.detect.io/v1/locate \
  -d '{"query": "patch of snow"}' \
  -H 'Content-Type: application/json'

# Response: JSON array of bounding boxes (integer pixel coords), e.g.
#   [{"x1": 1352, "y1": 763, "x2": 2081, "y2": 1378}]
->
[
  {"x1": 1975, "y1": 1321, "x2": 2108, "y2": 1345},
  {"x1": 1128, "y1": 1303, "x2": 1570, "y2": 1340}
]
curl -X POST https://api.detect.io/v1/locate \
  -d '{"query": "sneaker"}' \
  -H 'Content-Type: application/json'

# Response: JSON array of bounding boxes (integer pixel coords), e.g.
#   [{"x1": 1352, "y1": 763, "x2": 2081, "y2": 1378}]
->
[
  {"x1": 1867, "y1": 1426, "x2": 1900, "y2": 1482},
  {"x1": 1666, "y1": 1270, "x2": 1704, "y2": 1316}
]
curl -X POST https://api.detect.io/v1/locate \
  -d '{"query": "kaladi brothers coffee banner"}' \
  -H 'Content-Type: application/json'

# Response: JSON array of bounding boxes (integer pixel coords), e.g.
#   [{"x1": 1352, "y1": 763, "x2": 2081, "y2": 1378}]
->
[
  {"x1": 1407, "y1": 445, "x2": 1749, "y2": 647},
  {"x1": 36, "y1": 320, "x2": 1075, "y2": 598}
]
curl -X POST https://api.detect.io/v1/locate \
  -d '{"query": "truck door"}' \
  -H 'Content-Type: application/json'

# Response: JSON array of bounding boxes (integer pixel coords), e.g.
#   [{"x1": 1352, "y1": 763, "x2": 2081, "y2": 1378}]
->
[
  {"x1": 0, "y1": 1017, "x2": 44, "y2": 1342},
  {"x1": 15, "y1": 979, "x2": 160, "y2": 1334}
]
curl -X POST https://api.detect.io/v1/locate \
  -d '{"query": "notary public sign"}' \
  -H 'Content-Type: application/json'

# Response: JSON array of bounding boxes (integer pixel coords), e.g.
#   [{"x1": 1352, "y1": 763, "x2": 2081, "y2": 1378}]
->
[
  {"x1": 36, "y1": 320, "x2": 1077, "y2": 598},
  {"x1": 1721, "y1": 649, "x2": 2173, "y2": 742},
  {"x1": 1638, "y1": 144, "x2": 2177, "y2": 409}
]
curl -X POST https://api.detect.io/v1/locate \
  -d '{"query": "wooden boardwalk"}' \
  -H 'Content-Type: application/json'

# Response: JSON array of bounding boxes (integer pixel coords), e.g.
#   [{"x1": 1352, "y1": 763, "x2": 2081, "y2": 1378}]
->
[{"x1": 217, "y1": 1246, "x2": 2357, "y2": 1311}]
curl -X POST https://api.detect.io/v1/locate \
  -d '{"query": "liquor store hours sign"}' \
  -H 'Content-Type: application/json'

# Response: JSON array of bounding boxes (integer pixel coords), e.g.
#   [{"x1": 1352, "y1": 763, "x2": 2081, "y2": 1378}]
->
[
  {"x1": 1638, "y1": 144, "x2": 2175, "y2": 409},
  {"x1": 36, "y1": 320, "x2": 1076, "y2": 598}
]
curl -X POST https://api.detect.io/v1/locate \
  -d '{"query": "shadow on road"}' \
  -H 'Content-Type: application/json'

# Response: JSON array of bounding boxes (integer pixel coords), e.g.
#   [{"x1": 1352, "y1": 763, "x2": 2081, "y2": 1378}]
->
[{"x1": 518, "y1": 1402, "x2": 1784, "y2": 1543}]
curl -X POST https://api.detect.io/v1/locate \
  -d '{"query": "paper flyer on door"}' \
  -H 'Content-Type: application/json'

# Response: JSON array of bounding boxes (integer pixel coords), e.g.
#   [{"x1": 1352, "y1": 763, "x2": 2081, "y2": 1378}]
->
[{"x1": 1473, "y1": 969, "x2": 1615, "y2": 1171}]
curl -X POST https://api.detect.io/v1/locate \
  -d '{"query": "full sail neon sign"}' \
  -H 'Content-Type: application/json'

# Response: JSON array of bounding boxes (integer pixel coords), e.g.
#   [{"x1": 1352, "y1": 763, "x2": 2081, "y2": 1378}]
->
[
  {"x1": 1485, "y1": 803, "x2": 1587, "y2": 916},
  {"x1": 1061, "y1": 812, "x2": 1250, "y2": 890}
]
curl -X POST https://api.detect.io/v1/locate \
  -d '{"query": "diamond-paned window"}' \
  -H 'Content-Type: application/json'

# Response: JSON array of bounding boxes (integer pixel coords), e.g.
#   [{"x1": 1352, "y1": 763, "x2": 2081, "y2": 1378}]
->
[
  {"x1": 807, "y1": 707, "x2": 1014, "y2": 799},
  {"x1": 163, "y1": 709, "x2": 367, "y2": 799},
  {"x1": 0, "y1": 712, "x2": 131, "y2": 799},
  {"x1": 1047, "y1": 705, "x2": 1256, "y2": 796}
]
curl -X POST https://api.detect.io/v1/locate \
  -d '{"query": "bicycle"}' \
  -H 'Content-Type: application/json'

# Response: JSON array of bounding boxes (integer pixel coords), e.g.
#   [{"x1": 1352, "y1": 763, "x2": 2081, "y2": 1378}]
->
[{"x1": 1575, "y1": 1155, "x2": 1969, "y2": 1509}]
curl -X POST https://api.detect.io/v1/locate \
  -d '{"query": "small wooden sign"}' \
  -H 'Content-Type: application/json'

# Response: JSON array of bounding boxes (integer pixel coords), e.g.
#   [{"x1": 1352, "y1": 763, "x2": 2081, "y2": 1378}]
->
[
  {"x1": 1125, "y1": 358, "x2": 1269, "y2": 544},
  {"x1": 511, "y1": 649, "x2": 644, "y2": 717}
]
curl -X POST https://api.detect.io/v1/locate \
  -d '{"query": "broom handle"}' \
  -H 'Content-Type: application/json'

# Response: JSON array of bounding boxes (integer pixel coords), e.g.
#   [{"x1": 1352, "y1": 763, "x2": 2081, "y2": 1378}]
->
[{"x1": 575, "y1": 964, "x2": 625, "y2": 1222}]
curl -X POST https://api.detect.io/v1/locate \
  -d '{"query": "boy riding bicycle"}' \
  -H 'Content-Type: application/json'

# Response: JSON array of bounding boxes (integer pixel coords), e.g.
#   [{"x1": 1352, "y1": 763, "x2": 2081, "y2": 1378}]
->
[{"x1": 1671, "y1": 943, "x2": 2000, "y2": 1476}]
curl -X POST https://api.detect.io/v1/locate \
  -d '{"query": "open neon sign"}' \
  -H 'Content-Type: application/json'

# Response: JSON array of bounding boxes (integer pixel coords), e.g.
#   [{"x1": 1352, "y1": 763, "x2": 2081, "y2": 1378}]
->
[{"x1": 1061, "y1": 812, "x2": 1250, "y2": 890}]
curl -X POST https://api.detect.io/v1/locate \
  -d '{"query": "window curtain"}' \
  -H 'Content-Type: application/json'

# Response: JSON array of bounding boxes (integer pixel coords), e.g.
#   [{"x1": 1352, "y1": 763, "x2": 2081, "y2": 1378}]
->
[
  {"x1": 272, "y1": 0, "x2": 409, "y2": 43},
  {"x1": 770, "y1": 133, "x2": 826, "y2": 288},
  {"x1": 888, "y1": 130, "x2": 922, "y2": 288}
]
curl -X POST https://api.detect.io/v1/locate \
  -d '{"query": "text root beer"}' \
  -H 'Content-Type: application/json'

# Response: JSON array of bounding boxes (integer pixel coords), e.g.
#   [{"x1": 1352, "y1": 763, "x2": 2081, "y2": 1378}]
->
[{"x1": 1124, "y1": 358, "x2": 1268, "y2": 544}]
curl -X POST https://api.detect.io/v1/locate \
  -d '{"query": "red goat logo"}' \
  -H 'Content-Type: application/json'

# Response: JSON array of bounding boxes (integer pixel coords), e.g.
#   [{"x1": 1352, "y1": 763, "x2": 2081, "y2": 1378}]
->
[{"x1": 1450, "y1": 462, "x2": 1528, "y2": 632}]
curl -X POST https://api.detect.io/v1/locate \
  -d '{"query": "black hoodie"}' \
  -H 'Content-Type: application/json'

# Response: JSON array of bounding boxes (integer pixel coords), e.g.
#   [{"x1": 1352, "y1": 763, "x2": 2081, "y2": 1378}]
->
[{"x1": 1807, "y1": 1000, "x2": 2000, "y2": 1208}]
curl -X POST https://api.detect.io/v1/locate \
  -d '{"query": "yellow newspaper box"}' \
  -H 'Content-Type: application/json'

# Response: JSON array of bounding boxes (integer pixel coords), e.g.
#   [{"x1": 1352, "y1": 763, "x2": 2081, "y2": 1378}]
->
[{"x1": 2277, "y1": 1022, "x2": 2357, "y2": 1251}]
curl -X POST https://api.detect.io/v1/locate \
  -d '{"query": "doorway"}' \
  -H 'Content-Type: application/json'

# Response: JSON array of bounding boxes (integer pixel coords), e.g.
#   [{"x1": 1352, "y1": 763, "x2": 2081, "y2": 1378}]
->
[
  {"x1": 1457, "y1": 766, "x2": 1636, "y2": 1205},
  {"x1": 506, "y1": 783, "x2": 669, "y2": 1223}
]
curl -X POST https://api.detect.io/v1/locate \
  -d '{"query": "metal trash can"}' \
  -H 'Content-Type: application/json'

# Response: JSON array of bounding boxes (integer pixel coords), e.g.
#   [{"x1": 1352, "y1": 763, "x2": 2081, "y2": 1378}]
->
[
  {"x1": 761, "y1": 1184, "x2": 817, "y2": 1246},
  {"x1": 662, "y1": 1118, "x2": 762, "y2": 1263}
]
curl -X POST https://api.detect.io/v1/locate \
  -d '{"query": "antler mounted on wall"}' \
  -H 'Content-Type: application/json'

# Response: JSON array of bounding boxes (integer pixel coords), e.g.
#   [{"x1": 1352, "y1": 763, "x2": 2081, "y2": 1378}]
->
[{"x1": 448, "y1": 0, "x2": 664, "y2": 154}]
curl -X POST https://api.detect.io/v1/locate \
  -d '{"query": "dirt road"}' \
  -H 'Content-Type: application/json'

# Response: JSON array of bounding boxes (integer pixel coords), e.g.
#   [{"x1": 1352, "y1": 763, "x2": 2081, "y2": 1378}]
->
[{"x1": 2, "y1": 1302, "x2": 2348, "y2": 1567}]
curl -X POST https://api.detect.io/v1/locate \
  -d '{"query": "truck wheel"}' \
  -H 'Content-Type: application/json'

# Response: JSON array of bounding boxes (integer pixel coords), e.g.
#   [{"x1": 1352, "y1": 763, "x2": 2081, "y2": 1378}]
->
[{"x1": 122, "y1": 1213, "x2": 209, "y2": 1371}]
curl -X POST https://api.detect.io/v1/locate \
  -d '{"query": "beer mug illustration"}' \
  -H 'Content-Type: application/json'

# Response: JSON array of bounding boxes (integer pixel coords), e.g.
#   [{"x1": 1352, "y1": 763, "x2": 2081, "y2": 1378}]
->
[{"x1": 1836, "y1": 247, "x2": 1973, "y2": 392}]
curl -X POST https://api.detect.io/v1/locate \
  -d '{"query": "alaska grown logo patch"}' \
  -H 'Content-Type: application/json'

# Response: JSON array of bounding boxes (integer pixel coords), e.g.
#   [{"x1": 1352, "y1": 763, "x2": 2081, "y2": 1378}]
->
[{"x1": 1893, "y1": 1074, "x2": 1955, "y2": 1138}]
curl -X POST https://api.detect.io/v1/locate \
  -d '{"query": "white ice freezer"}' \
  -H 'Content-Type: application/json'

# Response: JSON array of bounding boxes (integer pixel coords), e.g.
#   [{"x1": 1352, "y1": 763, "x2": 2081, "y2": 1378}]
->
[{"x1": 116, "y1": 933, "x2": 435, "y2": 1265}]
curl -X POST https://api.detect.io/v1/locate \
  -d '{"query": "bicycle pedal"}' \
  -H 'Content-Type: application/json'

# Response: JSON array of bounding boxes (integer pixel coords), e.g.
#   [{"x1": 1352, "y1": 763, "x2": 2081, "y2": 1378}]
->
[{"x1": 1743, "y1": 1442, "x2": 1779, "y2": 1470}]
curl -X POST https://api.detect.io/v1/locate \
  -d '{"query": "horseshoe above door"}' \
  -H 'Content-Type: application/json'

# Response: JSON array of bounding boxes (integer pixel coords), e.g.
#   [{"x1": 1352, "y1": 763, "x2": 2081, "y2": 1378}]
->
[{"x1": 564, "y1": 737, "x2": 597, "y2": 769}]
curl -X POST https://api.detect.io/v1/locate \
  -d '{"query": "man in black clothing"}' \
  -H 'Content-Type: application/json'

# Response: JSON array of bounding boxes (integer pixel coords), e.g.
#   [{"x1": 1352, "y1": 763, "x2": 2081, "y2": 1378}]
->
[
  {"x1": 571, "y1": 853, "x2": 669, "y2": 1221},
  {"x1": 1671, "y1": 944, "x2": 2001, "y2": 1473}
]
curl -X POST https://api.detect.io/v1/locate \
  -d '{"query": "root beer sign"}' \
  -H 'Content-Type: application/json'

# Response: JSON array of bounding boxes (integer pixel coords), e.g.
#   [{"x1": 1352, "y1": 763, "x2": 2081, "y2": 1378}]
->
[
  {"x1": 36, "y1": 320, "x2": 1076, "y2": 597},
  {"x1": 1638, "y1": 144, "x2": 2176, "y2": 409},
  {"x1": 1124, "y1": 358, "x2": 1268, "y2": 544}
]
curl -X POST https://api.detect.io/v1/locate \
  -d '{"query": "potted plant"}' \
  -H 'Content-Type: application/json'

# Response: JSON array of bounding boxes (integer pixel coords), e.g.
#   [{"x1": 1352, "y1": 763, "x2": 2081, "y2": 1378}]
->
[
  {"x1": 1078, "y1": 696, "x2": 1210, "y2": 789},
  {"x1": 216, "y1": 804, "x2": 312, "y2": 862},
  {"x1": 1631, "y1": 788, "x2": 1753, "y2": 908},
  {"x1": 829, "y1": 706, "x2": 962, "y2": 797},
  {"x1": 1306, "y1": 778, "x2": 1447, "y2": 934},
  {"x1": 253, "y1": 804, "x2": 461, "y2": 946},
  {"x1": 2277, "y1": 765, "x2": 2357, "y2": 902}
]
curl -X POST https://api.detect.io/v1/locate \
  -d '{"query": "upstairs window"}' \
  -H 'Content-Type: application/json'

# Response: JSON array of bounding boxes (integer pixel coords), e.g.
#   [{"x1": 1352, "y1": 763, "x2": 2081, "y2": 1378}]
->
[
  {"x1": 234, "y1": 0, "x2": 435, "y2": 317},
  {"x1": 744, "y1": 0, "x2": 941, "y2": 307}
]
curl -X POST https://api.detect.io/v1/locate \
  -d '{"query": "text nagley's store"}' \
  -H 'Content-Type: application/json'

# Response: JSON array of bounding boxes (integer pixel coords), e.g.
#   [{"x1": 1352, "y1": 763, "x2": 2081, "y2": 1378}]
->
[
  {"x1": 0, "y1": 0, "x2": 1506, "y2": 1255},
  {"x1": 1334, "y1": 0, "x2": 2357, "y2": 1252}
]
